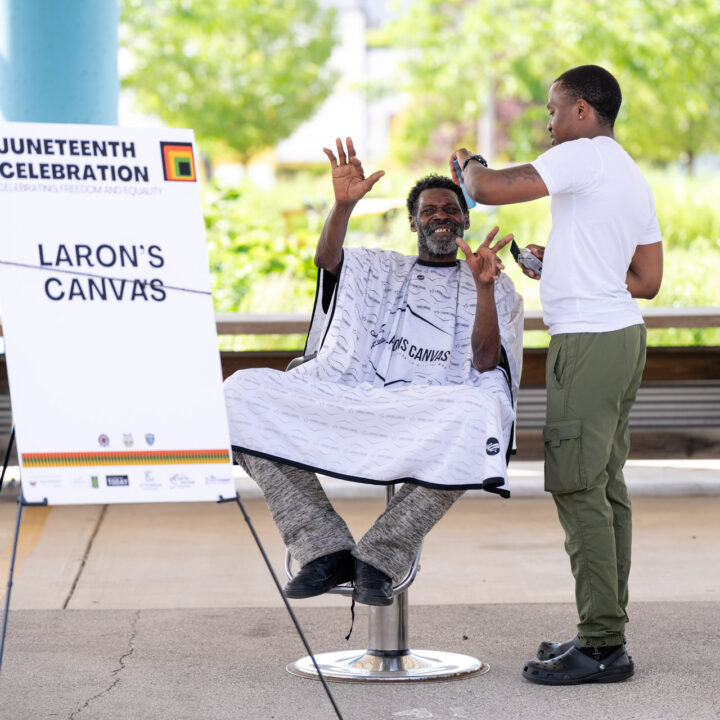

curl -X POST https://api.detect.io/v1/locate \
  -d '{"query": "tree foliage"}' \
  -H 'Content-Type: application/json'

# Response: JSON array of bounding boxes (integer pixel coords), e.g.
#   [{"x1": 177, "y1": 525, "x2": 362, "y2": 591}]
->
[
  {"x1": 121, "y1": 0, "x2": 337, "y2": 161},
  {"x1": 375, "y1": 0, "x2": 720, "y2": 168},
  {"x1": 204, "y1": 180, "x2": 320, "y2": 313}
]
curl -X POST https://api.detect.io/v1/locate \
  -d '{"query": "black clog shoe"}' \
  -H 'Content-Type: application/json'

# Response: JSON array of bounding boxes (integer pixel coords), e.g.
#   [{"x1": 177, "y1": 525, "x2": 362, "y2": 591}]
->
[{"x1": 523, "y1": 645, "x2": 634, "y2": 685}]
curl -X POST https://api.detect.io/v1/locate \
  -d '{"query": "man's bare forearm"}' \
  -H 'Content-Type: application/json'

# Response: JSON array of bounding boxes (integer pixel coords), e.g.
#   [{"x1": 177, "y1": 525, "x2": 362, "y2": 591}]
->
[
  {"x1": 626, "y1": 268, "x2": 661, "y2": 299},
  {"x1": 464, "y1": 163, "x2": 549, "y2": 205},
  {"x1": 626, "y1": 242, "x2": 663, "y2": 299},
  {"x1": 314, "y1": 202, "x2": 356, "y2": 275},
  {"x1": 471, "y1": 283, "x2": 501, "y2": 372}
]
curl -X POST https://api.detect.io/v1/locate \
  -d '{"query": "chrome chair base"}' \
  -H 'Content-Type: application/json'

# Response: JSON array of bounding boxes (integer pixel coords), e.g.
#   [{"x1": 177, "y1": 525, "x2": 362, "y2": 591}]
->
[{"x1": 287, "y1": 648, "x2": 488, "y2": 683}]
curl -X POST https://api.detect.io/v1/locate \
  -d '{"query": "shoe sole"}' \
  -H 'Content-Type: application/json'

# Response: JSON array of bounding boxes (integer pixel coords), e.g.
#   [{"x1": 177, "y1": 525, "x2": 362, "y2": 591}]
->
[
  {"x1": 352, "y1": 590, "x2": 393, "y2": 606},
  {"x1": 522, "y1": 663, "x2": 634, "y2": 685},
  {"x1": 284, "y1": 577, "x2": 354, "y2": 599},
  {"x1": 284, "y1": 587, "x2": 331, "y2": 599}
]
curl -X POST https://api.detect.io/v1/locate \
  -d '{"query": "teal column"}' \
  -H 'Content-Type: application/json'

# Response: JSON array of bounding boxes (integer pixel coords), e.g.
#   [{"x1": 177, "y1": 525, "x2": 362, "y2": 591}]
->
[{"x1": 0, "y1": 0, "x2": 119, "y2": 124}]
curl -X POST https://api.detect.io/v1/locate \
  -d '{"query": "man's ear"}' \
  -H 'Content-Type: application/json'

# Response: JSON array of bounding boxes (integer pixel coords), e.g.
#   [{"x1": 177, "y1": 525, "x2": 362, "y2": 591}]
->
[
  {"x1": 575, "y1": 98, "x2": 589, "y2": 120},
  {"x1": 409, "y1": 214, "x2": 418, "y2": 233},
  {"x1": 464, "y1": 213, "x2": 470, "y2": 231}
]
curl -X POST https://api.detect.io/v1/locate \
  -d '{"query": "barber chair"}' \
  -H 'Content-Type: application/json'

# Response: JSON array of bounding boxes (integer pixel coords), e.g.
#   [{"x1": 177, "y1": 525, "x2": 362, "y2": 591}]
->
[
  {"x1": 284, "y1": 485, "x2": 488, "y2": 683},
  {"x1": 280, "y1": 273, "x2": 522, "y2": 682},
  {"x1": 280, "y1": 355, "x2": 487, "y2": 682}
]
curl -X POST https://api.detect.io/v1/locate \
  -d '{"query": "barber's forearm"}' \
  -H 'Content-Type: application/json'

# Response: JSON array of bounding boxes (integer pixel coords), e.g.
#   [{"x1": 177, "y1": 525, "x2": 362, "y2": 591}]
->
[
  {"x1": 626, "y1": 268, "x2": 661, "y2": 299},
  {"x1": 314, "y1": 202, "x2": 356, "y2": 275},
  {"x1": 464, "y1": 163, "x2": 548, "y2": 205},
  {"x1": 626, "y1": 242, "x2": 663, "y2": 299},
  {"x1": 471, "y1": 285, "x2": 501, "y2": 372}
]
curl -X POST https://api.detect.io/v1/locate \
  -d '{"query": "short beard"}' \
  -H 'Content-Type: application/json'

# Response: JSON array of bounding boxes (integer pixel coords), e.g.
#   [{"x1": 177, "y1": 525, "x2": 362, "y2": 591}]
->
[{"x1": 416, "y1": 220, "x2": 463, "y2": 258}]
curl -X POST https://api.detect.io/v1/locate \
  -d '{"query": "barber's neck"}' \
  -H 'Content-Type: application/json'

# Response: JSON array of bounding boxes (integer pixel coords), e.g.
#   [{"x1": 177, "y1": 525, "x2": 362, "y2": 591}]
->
[{"x1": 570, "y1": 123, "x2": 615, "y2": 142}]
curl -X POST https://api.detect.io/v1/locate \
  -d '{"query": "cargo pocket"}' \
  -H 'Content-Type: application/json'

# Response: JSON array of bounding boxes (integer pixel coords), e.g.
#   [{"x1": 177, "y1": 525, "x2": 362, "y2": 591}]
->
[
  {"x1": 552, "y1": 342, "x2": 567, "y2": 386},
  {"x1": 543, "y1": 418, "x2": 585, "y2": 494}
]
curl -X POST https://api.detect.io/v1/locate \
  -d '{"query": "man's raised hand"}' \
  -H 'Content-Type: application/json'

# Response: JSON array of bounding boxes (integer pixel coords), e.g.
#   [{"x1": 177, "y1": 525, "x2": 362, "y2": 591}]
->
[
  {"x1": 457, "y1": 226, "x2": 513, "y2": 286},
  {"x1": 323, "y1": 137, "x2": 385, "y2": 206}
]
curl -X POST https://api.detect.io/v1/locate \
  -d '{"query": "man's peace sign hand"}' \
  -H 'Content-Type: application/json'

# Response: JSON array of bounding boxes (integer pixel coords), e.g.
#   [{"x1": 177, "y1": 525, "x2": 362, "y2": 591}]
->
[
  {"x1": 323, "y1": 137, "x2": 385, "y2": 206},
  {"x1": 457, "y1": 226, "x2": 513, "y2": 286}
]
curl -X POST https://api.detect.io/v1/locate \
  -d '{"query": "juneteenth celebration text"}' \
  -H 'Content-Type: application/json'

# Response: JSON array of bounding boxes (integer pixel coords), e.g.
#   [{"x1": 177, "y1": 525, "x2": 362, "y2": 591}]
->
[
  {"x1": 38, "y1": 243, "x2": 166, "y2": 302},
  {"x1": 0, "y1": 137, "x2": 149, "y2": 183}
]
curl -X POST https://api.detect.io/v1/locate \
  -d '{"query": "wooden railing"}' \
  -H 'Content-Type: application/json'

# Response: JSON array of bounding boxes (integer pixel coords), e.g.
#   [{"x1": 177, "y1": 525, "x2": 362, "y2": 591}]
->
[
  {"x1": 212, "y1": 307, "x2": 720, "y2": 336},
  {"x1": 1, "y1": 307, "x2": 718, "y2": 338}
]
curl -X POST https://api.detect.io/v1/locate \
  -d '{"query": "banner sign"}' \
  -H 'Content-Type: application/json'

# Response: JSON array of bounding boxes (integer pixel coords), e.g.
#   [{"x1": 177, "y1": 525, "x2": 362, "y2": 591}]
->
[{"x1": 0, "y1": 122, "x2": 235, "y2": 504}]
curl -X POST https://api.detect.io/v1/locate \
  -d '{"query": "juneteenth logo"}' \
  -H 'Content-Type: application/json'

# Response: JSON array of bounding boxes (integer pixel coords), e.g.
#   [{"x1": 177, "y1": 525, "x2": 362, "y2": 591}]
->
[{"x1": 160, "y1": 142, "x2": 196, "y2": 182}]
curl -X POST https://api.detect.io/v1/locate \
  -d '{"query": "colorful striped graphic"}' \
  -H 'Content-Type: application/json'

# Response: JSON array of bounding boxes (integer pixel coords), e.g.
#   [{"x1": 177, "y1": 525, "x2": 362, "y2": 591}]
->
[
  {"x1": 160, "y1": 142, "x2": 197, "y2": 181},
  {"x1": 22, "y1": 449, "x2": 230, "y2": 468}
]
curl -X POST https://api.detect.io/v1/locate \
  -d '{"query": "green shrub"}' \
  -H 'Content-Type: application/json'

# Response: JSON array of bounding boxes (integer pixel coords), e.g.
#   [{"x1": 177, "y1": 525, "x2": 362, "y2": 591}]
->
[{"x1": 205, "y1": 168, "x2": 720, "y2": 349}]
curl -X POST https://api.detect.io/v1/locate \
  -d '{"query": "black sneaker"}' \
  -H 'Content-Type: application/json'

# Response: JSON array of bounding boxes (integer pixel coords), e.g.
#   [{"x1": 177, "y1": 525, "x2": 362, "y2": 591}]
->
[
  {"x1": 353, "y1": 559, "x2": 393, "y2": 606},
  {"x1": 284, "y1": 550, "x2": 355, "y2": 599}
]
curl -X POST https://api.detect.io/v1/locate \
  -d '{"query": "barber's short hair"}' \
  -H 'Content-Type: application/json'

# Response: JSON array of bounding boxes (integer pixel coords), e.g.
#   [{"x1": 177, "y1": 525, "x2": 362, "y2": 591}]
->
[
  {"x1": 555, "y1": 65, "x2": 622, "y2": 127},
  {"x1": 406, "y1": 174, "x2": 467, "y2": 217}
]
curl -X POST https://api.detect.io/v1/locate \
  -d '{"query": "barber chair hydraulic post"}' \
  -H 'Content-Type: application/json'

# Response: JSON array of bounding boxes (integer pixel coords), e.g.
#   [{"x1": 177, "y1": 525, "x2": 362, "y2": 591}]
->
[{"x1": 285, "y1": 485, "x2": 489, "y2": 683}]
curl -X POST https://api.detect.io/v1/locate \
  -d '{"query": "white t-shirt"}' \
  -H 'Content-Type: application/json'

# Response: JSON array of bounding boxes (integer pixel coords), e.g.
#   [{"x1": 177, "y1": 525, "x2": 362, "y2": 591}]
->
[{"x1": 530, "y1": 136, "x2": 662, "y2": 334}]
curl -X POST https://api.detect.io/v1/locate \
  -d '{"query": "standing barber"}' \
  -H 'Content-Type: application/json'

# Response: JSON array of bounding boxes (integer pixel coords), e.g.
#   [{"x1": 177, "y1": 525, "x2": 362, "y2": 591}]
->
[{"x1": 451, "y1": 65, "x2": 663, "y2": 684}]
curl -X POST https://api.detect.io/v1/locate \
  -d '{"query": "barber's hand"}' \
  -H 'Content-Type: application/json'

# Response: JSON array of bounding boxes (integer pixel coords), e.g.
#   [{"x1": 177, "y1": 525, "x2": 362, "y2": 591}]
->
[
  {"x1": 457, "y1": 227, "x2": 513, "y2": 286},
  {"x1": 520, "y1": 244, "x2": 545, "y2": 280},
  {"x1": 450, "y1": 148, "x2": 472, "y2": 184},
  {"x1": 323, "y1": 137, "x2": 385, "y2": 206}
]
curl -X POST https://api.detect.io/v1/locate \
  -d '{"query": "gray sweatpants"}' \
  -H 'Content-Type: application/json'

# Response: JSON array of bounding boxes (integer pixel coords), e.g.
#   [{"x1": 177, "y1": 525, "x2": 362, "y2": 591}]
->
[{"x1": 237, "y1": 452, "x2": 463, "y2": 583}]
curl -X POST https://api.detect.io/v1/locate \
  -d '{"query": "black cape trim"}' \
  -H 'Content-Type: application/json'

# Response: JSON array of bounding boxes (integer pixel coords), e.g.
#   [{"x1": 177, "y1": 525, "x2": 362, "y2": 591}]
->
[
  {"x1": 303, "y1": 270, "x2": 323, "y2": 357},
  {"x1": 497, "y1": 344, "x2": 515, "y2": 466},
  {"x1": 232, "y1": 445, "x2": 510, "y2": 498},
  {"x1": 317, "y1": 254, "x2": 343, "y2": 353},
  {"x1": 416, "y1": 259, "x2": 459, "y2": 267}
]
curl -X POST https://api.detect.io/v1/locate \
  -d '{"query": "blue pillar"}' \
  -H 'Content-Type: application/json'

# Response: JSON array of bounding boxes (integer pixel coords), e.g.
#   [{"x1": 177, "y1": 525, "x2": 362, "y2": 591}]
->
[{"x1": 0, "y1": 0, "x2": 118, "y2": 125}]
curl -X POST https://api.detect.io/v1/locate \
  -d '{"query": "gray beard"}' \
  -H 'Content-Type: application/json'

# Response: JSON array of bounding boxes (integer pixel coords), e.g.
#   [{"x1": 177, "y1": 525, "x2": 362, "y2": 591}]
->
[{"x1": 417, "y1": 224, "x2": 461, "y2": 258}]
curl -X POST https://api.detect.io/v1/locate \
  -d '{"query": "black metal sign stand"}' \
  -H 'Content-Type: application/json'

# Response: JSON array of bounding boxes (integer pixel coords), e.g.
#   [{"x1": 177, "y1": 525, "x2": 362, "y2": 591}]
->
[
  {"x1": 0, "y1": 490, "x2": 47, "y2": 674},
  {"x1": 0, "y1": 425, "x2": 50, "y2": 674},
  {"x1": 219, "y1": 494, "x2": 345, "y2": 720},
  {"x1": 0, "y1": 426, "x2": 15, "y2": 495},
  {"x1": 0, "y1": 428, "x2": 344, "y2": 719}
]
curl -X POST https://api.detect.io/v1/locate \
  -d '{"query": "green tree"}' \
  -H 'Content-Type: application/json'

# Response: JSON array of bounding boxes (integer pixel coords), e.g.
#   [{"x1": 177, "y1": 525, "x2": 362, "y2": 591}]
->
[
  {"x1": 374, "y1": 0, "x2": 720, "y2": 169},
  {"x1": 600, "y1": 0, "x2": 720, "y2": 170},
  {"x1": 121, "y1": 0, "x2": 337, "y2": 162}
]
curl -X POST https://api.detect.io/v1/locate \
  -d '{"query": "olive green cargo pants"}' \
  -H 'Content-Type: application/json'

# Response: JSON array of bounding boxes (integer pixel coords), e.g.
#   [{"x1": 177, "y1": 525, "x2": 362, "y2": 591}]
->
[{"x1": 543, "y1": 324, "x2": 646, "y2": 647}]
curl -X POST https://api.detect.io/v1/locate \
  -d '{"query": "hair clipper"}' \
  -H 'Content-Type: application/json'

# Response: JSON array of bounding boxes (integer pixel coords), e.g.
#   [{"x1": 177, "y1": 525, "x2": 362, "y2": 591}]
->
[
  {"x1": 452, "y1": 159, "x2": 477, "y2": 209},
  {"x1": 510, "y1": 239, "x2": 542, "y2": 276}
]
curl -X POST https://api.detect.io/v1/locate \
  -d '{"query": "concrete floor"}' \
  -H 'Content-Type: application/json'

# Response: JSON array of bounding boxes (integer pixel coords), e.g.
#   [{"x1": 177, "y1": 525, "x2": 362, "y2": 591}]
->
[{"x1": 0, "y1": 461, "x2": 718, "y2": 719}]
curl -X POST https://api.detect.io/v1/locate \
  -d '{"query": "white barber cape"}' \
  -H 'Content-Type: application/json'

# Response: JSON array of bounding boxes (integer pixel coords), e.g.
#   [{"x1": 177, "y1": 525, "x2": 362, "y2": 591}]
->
[{"x1": 224, "y1": 247, "x2": 523, "y2": 496}]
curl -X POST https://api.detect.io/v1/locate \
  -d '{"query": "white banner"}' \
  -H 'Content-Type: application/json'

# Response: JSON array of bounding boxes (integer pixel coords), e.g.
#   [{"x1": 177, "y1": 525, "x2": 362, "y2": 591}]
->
[{"x1": 0, "y1": 122, "x2": 235, "y2": 504}]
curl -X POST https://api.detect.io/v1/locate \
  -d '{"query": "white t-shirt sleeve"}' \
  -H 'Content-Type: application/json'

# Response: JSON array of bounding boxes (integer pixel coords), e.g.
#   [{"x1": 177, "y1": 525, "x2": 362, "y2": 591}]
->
[
  {"x1": 638, "y1": 202, "x2": 663, "y2": 245},
  {"x1": 530, "y1": 139, "x2": 602, "y2": 196}
]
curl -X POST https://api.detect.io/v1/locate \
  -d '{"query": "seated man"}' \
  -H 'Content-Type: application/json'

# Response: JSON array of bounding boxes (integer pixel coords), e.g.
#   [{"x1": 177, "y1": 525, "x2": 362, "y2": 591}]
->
[{"x1": 224, "y1": 137, "x2": 522, "y2": 606}]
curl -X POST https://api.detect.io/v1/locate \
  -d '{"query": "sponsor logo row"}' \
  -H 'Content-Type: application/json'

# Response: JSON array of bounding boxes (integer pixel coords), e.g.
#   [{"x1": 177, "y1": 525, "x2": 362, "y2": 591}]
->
[{"x1": 28, "y1": 472, "x2": 232, "y2": 490}]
